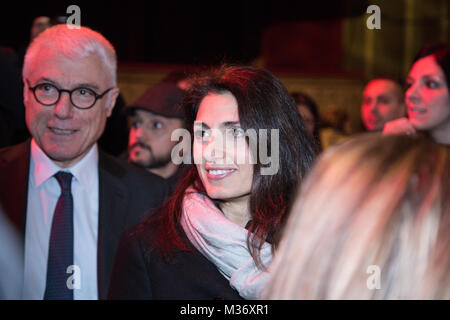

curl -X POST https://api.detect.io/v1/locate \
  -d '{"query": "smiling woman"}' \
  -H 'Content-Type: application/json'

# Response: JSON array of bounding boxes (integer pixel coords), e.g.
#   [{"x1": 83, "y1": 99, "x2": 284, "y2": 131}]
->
[
  {"x1": 108, "y1": 65, "x2": 316, "y2": 300},
  {"x1": 193, "y1": 91, "x2": 255, "y2": 212}
]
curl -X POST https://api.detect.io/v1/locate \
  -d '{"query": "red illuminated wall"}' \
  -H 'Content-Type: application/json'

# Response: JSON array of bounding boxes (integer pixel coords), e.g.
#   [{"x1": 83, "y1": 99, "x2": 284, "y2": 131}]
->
[{"x1": 261, "y1": 20, "x2": 343, "y2": 74}]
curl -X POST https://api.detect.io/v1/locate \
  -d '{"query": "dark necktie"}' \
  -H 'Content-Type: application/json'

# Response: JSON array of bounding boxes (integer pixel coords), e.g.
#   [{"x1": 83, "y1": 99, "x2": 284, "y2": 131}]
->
[{"x1": 44, "y1": 171, "x2": 74, "y2": 300}]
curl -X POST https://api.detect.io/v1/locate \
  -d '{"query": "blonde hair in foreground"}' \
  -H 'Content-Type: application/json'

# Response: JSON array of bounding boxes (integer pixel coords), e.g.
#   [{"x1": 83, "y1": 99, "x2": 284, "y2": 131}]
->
[{"x1": 262, "y1": 134, "x2": 450, "y2": 299}]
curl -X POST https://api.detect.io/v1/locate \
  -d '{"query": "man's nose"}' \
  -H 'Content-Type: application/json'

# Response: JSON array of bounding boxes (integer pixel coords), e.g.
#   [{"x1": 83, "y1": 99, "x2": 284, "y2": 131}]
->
[
  {"x1": 53, "y1": 92, "x2": 74, "y2": 119},
  {"x1": 135, "y1": 126, "x2": 153, "y2": 142},
  {"x1": 369, "y1": 101, "x2": 379, "y2": 115}
]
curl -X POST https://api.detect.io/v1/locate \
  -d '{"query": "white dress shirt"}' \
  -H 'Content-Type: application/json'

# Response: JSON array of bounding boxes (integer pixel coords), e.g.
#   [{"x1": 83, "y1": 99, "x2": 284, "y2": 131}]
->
[{"x1": 23, "y1": 139, "x2": 99, "y2": 300}]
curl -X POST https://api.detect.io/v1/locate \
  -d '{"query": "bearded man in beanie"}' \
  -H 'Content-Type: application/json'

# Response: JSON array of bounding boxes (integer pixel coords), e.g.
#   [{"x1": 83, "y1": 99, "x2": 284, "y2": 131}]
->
[{"x1": 126, "y1": 81, "x2": 188, "y2": 193}]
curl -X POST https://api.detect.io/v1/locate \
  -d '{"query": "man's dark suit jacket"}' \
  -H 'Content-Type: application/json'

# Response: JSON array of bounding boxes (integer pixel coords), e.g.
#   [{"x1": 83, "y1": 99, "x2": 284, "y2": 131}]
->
[{"x1": 0, "y1": 139, "x2": 169, "y2": 299}]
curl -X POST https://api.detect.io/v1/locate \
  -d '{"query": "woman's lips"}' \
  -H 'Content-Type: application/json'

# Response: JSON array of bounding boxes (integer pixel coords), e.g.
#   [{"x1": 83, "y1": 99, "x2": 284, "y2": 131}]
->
[
  {"x1": 205, "y1": 168, "x2": 236, "y2": 180},
  {"x1": 407, "y1": 104, "x2": 427, "y2": 114},
  {"x1": 409, "y1": 108, "x2": 427, "y2": 115}
]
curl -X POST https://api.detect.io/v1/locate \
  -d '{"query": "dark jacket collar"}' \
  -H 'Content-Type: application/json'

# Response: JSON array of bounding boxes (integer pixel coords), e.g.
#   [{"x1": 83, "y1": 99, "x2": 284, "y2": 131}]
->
[
  {"x1": 97, "y1": 150, "x2": 129, "y2": 299},
  {"x1": 0, "y1": 139, "x2": 31, "y2": 236}
]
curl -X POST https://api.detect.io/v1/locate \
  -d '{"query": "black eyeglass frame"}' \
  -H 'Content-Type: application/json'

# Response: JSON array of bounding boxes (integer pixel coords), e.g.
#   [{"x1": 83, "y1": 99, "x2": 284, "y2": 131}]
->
[{"x1": 26, "y1": 79, "x2": 115, "y2": 110}]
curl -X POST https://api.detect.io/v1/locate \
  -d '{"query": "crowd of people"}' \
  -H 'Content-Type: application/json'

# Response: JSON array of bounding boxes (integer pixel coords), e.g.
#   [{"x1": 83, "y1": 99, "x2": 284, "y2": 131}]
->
[{"x1": 0, "y1": 22, "x2": 449, "y2": 300}]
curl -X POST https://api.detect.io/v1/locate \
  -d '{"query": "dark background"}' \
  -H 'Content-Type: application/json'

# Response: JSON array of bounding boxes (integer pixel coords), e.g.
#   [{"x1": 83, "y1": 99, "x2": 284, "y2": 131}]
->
[{"x1": 0, "y1": 0, "x2": 367, "y2": 65}]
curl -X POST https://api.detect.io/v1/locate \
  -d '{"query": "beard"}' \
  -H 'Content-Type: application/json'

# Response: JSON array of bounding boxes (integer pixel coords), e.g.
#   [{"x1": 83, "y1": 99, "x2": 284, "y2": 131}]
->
[
  {"x1": 128, "y1": 142, "x2": 172, "y2": 169},
  {"x1": 145, "y1": 153, "x2": 172, "y2": 169}
]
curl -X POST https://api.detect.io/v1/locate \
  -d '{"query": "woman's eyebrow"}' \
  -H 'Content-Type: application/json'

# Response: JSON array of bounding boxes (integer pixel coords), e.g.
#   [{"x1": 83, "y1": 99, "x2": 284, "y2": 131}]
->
[
  {"x1": 222, "y1": 121, "x2": 241, "y2": 128},
  {"x1": 194, "y1": 121, "x2": 240, "y2": 129},
  {"x1": 421, "y1": 74, "x2": 443, "y2": 80},
  {"x1": 409, "y1": 74, "x2": 442, "y2": 81}
]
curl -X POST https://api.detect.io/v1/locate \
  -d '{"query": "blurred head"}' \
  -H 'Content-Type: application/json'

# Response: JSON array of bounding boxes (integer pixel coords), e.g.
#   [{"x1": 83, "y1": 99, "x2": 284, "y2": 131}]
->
[
  {"x1": 361, "y1": 78, "x2": 405, "y2": 131},
  {"x1": 263, "y1": 134, "x2": 450, "y2": 299},
  {"x1": 406, "y1": 43, "x2": 450, "y2": 143},
  {"x1": 23, "y1": 25, "x2": 119, "y2": 168},
  {"x1": 30, "y1": 16, "x2": 52, "y2": 40},
  {"x1": 321, "y1": 105, "x2": 351, "y2": 135},
  {"x1": 291, "y1": 92, "x2": 322, "y2": 151}
]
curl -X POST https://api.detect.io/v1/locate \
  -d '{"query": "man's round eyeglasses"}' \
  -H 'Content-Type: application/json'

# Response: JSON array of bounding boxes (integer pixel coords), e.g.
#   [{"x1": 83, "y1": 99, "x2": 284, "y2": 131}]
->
[{"x1": 27, "y1": 80, "x2": 114, "y2": 110}]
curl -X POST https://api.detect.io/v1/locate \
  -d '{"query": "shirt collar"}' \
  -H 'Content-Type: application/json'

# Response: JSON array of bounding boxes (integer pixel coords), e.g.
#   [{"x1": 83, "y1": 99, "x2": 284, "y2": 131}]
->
[{"x1": 30, "y1": 138, "x2": 98, "y2": 187}]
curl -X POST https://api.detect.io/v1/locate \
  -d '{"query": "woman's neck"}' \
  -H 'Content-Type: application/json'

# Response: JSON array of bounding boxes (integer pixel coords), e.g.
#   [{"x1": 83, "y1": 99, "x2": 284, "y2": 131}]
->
[
  {"x1": 219, "y1": 195, "x2": 252, "y2": 228},
  {"x1": 431, "y1": 118, "x2": 450, "y2": 145}
]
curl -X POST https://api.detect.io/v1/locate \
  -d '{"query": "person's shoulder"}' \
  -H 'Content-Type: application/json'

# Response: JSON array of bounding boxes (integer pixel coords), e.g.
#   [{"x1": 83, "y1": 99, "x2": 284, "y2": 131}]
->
[
  {"x1": 127, "y1": 204, "x2": 188, "y2": 254},
  {"x1": 120, "y1": 219, "x2": 146, "y2": 246},
  {"x1": 0, "y1": 140, "x2": 30, "y2": 165},
  {"x1": 99, "y1": 150, "x2": 167, "y2": 187},
  {"x1": 98, "y1": 151, "x2": 169, "y2": 218},
  {"x1": 119, "y1": 213, "x2": 161, "y2": 258}
]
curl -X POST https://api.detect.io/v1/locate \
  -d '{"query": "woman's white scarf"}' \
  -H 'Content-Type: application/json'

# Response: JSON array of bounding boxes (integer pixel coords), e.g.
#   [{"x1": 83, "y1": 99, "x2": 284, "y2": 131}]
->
[{"x1": 180, "y1": 186, "x2": 272, "y2": 299}]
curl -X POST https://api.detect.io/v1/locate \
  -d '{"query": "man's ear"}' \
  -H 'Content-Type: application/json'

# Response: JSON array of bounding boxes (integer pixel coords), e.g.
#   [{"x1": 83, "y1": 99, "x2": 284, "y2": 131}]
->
[
  {"x1": 106, "y1": 87, "x2": 120, "y2": 117},
  {"x1": 23, "y1": 78, "x2": 30, "y2": 107}
]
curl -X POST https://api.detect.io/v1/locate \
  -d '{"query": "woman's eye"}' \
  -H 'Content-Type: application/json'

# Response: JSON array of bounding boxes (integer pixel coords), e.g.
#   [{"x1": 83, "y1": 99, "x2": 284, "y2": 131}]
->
[
  {"x1": 194, "y1": 129, "x2": 210, "y2": 139},
  {"x1": 231, "y1": 128, "x2": 245, "y2": 137},
  {"x1": 425, "y1": 80, "x2": 439, "y2": 89}
]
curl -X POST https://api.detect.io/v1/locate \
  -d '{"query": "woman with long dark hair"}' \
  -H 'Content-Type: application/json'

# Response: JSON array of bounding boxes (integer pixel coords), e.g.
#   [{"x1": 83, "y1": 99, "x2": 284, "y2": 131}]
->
[
  {"x1": 108, "y1": 65, "x2": 316, "y2": 299},
  {"x1": 383, "y1": 42, "x2": 450, "y2": 145}
]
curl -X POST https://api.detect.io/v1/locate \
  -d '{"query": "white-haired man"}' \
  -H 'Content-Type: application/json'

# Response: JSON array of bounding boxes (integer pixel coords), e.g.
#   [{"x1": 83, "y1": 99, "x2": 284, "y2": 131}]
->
[{"x1": 0, "y1": 25, "x2": 168, "y2": 300}]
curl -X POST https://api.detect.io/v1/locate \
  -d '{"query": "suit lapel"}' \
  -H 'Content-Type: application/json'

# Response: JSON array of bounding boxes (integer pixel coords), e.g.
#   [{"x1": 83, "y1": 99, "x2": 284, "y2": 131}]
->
[{"x1": 97, "y1": 151, "x2": 128, "y2": 300}]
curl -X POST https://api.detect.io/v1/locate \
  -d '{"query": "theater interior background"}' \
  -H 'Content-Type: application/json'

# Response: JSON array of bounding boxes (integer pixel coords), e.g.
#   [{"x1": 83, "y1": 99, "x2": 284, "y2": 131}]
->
[{"x1": 1, "y1": 0, "x2": 449, "y2": 133}]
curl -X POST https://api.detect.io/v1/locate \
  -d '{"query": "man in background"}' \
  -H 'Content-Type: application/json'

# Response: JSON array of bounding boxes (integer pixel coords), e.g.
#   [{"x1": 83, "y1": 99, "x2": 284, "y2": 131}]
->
[
  {"x1": 126, "y1": 81, "x2": 187, "y2": 193},
  {"x1": 361, "y1": 78, "x2": 405, "y2": 131}
]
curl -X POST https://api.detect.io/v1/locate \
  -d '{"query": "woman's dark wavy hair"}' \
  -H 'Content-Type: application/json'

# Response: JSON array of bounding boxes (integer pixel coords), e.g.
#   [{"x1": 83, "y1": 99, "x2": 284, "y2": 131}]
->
[
  {"x1": 413, "y1": 42, "x2": 450, "y2": 85},
  {"x1": 141, "y1": 65, "x2": 316, "y2": 268}
]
